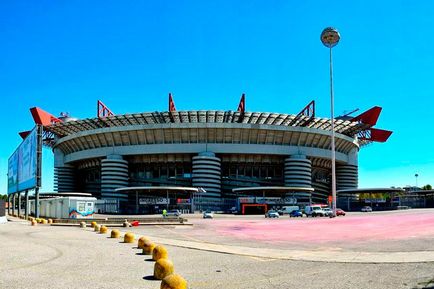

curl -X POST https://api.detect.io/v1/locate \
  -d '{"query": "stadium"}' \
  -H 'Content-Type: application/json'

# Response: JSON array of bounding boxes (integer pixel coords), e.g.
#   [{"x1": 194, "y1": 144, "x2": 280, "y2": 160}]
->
[{"x1": 24, "y1": 94, "x2": 392, "y2": 214}]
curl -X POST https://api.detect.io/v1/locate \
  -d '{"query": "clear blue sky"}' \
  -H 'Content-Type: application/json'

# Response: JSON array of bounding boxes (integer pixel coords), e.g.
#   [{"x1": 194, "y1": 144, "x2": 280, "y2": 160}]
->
[{"x1": 1, "y1": 0, "x2": 433, "y2": 194}]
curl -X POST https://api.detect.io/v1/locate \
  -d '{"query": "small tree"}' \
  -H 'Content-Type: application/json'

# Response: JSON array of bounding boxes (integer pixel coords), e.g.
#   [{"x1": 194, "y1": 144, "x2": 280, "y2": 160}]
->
[{"x1": 422, "y1": 184, "x2": 432, "y2": 190}]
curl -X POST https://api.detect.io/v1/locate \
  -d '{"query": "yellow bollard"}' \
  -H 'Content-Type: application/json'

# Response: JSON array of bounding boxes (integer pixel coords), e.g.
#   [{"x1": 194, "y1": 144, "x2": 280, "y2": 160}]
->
[
  {"x1": 31, "y1": 220, "x2": 37, "y2": 226},
  {"x1": 99, "y1": 225, "x2": 108, "y2": 234},
  {"x1": 110, "y1": 229, "x2": 121, "y2": 238},
  {"x1": 124, "y1": 232, "x2": 135, "y2": 243},
  {"x1": 161, "y1": 274, "x2": 188, "y2": 289},
  {"x1": 41, "y1": 219, "x2": 48, "y2": 224},
  {"x1": 152, "y1": 245, "x2": 169, "y2": 261},
  {"x1": 94, "y1": 224, "x2": 101, "y2": 232},
  {"x1": 154, "y1": 259, "x2": 174, "y2": 280},
  {"x1": 142, "y1": 241, "x2": 156, "y2": 255},
  {"x1": 91, "y1": 221, "x2": 97, "y2": 228},
  {"x1": 138, "y1": 236, "x2": 150, "y2": 249},
  {"x1": 48, "y1": 219, "x2": 53, "y2": 224}
]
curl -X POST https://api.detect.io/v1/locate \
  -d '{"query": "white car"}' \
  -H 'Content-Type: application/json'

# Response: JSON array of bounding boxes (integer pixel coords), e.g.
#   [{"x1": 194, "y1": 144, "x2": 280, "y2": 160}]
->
[
  {"x1": 203, "y1": 210, "x2": 214, "y2": 219},
  {"x1": 361, "y1": 206, "x2": 373, "y2": 212},
  {"x1": 322, "y1": 208, "x2": 333, "y2": 217},
  {"x1": 265, "y1": 210, "x2": 280, "y2": 218}
]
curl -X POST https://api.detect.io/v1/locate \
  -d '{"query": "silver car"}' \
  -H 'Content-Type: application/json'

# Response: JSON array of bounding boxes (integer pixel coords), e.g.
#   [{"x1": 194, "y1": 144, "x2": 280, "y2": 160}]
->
[
  {"x1": 265, "y1": 210, "x2": 280, "y2": 218},
  {"x1": 203, "y1": 210, "x2": 214, "y2": 219},
  {"x1": 361, "y1": 206, "x2": 373, "y2": 212}
]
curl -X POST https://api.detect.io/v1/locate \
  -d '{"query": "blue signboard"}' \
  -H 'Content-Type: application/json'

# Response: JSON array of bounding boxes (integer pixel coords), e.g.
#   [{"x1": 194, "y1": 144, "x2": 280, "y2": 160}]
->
[
  {"x1": 7, "y1": 150, "x2": 19, "y2": 194},
  {"x1": 7, "y1": 127, "x2": 38, "y2": 194}
]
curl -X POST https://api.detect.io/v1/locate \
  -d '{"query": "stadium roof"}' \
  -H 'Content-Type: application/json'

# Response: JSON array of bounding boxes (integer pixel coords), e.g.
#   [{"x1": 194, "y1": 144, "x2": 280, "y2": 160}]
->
[
  {"x1": 45, "y1": 110, "x2": 365, "y2": 138},
  {"x1": 22, "y1": 96, "x2": 393, "y2": 147}
]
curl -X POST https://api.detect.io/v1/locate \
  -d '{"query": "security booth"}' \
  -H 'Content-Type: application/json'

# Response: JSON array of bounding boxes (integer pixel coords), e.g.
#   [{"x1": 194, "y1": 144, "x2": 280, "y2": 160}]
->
[
  {"x1": 28, "y1": 192, "x2": 97, "y2": 219},
  {"x1": 337, "y1": 188, "x2": 405, "y2": 211},
  {"x1": 114, "y1": 186, "x2": 199, "y2": 214},
  {"x1": 232, "y1": 186, "x2": 315, "y2": 215}
]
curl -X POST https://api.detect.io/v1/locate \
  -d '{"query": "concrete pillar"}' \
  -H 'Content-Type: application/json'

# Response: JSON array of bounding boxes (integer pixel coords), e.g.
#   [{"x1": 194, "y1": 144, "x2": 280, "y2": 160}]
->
[
  {"x1": 7, "y1": 194, "x2": 11, "y2": 215},
  {"x1": 17, "y1": 193, "x2": 21, "y2": 217},
  {"x1": 54, "y1": 164, "x2": 76, "y2": 192},
  {"x1": 101, "y1": 155, "x2": 129, "y2": 203},
  {"x1": 25, "y1": 191, "x2": 29, "y2": 220},
  {"x1": 336, "y1": 164, "x2": 358, "y2": 210},
  {"x1": 12, "y1": 193, "x2": 16, "y2": 216},
  {"x1": 284, "y1": 155, "x2": 312, "y2": 202},
  {"x1": 192, "y1": 152, "x2": 221, "y2": 209},
  {"x1": 35, "y1": 187, "x2": 40, "y2": 218}
]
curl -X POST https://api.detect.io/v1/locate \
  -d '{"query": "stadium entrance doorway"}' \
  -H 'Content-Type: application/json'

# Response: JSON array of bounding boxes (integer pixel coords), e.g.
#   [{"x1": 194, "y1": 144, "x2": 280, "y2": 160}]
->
[
  {"x1": 232, "y1": 186, "x2": 314, "y2": 215},
  {"x1": 114, "y1": 186, "x2": 199, "y2": 214}
]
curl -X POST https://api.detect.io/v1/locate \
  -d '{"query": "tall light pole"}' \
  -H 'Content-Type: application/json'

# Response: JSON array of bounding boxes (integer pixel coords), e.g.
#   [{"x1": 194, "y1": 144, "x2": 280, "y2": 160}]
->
[
  {"x1": 321, "y1": 27, "x2": 340, "y2": 217},
  {"x1": 415, "y1": 173, "x2": 419, "y2": 188}
]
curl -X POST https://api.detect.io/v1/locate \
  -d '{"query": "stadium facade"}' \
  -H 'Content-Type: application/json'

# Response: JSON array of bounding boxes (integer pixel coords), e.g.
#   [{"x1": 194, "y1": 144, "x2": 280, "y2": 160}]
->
[{"x1": 25, "y1": 95, "x2": 392, "y2": 213}]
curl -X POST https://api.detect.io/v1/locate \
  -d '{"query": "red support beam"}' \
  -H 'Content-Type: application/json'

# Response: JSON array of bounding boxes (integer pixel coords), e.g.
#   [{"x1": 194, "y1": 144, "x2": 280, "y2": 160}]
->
[
  {"x1": 237, "y1": 93, "x2": 245, "y2": 113},
  {"x1": 169, "y1": 93, "x2": 176, "y2": 112},
  {"x1": 97, "y1": 100, "x2": 114, "y2": 118},
  {"x1": 19, "y1": 130, "x2": 31, "y2": 139},
  {"x1": 359, "y1": 128, "x2": 393, "y2": 142},
  {"x1": 30, "y1": 107, "x2": 62, "y2": 126},
  {"x1": 289, "y1": 100, "x2": 315, "y2": 126},
  {"x1": 351, "y1": 106, "x2": 382, "y2": 126}
]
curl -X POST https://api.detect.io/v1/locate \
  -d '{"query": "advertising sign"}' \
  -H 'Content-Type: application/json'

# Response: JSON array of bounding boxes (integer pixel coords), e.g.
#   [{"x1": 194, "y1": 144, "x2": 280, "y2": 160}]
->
[
  {"x1": 7, "y1": 150, "x2": 19, "y2": 194},
  {"x1": 139, "y1": 198, "x2": 169, "y2": 205},
  {"x1": 238, "y1": 197, "x2": 297, "y2": 205},
  {"x1": 7, "y1": 127, "x2": 38, "y2": 194}
]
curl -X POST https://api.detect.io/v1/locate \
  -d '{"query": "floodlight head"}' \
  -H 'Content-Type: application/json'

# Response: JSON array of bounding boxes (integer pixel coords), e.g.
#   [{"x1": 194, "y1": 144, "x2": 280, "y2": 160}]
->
[{"x1": 321, "y1": 27, "x2": 340, "y2": 48}]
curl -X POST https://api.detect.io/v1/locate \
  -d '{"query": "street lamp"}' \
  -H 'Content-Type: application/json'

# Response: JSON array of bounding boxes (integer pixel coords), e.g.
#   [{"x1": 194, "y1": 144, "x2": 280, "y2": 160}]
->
[
  {"x1": 321, "y1": 27, "x2": 340, "y2": 217},
  {"x1": 415, "y1": 173, "x2": 419, "y2": 188}
]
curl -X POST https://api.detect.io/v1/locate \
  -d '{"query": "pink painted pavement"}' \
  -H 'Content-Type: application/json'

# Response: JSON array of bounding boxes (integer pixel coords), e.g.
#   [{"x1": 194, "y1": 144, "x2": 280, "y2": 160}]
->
[{"x1": 202, "y1": 212, "x2": 434, "y2": 244}]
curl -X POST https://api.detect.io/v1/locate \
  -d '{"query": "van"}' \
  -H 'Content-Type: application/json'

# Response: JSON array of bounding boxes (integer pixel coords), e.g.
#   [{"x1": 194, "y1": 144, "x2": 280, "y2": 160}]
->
[
  {"x1": 278, "y1": 206, "x2": 300, "y2": 215},
  {"x1": 304, "y1": 205, "x2": 326, "y2": 217}
]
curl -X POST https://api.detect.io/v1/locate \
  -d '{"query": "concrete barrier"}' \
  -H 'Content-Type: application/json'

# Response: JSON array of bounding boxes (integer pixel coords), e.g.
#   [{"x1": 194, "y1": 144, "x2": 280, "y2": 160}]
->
[
  {"x1": 99, "y1": 225, "x2": 108, "y2": 234},
  {"x1": 154, "y1": 259, "x2": 174, "y2": 280},
  {"x1": 124, "y1": 232, "x2": 135, "y2": 243},
  {"x1": 31, "y1": 220, "x2": 37, "y2": 226},
  {"x1": 41, "y1": 219, "x2": 48, "y2": 224},
  {"x1": 161, "y1": 274, "x2": 188, "y2": 289},
  {"x1": 94, "y1": 224, "x2": 101, "y2": 232},
  {"x1": 152, "y1": 245, "x2": 169, "y2": 261},
  {"x1": 138, "y1": 236, "x2": 150, "y2": 249},
  {"x1": 80, "y1": 222, "x2": 86, "y2": 228},
  {"x1": 142, "y1": 241, "x2": 156, "y2": 255},
  {"x1": 48, "y1": 219, "x2": 53, "y2": 224},
  {"x1": 110, "y1": 229, "x2": 121, "y2": 238}
]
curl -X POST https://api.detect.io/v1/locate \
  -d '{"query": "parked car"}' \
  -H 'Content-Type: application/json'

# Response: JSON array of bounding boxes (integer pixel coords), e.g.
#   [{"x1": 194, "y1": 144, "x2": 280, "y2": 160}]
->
[
  {"x1": 304, "y1": 205, "x2": 326, "y2": 217},
  {"x1": 289, "y1": 210, "x2": 303, "y2": 217},
  {"x1": 265, "y1": 210, "x2": 280, "y2": 218},
  {"x1": 361, "y1": 206, "x2": 372, "y2": 212},
  {"x1": 203, "y1": 210, "x2": 214, "y2": 219},
  {"x1": 166, "y1": 209, "x2": 181, "y2": 217},
  {"x1": 336, "y1": 208, "x2": 346, "y2": 216},
  {"x1": 322, "y1": 207, "x2": 333, "y2": 217},
  {"x1": 278, "y1": 206, "x2": 300, "y2": 215}
]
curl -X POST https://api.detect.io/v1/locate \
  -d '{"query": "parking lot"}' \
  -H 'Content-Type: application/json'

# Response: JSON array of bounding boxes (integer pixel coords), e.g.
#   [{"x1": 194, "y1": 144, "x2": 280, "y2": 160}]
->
[{"x1": 1, "y1": 209, "x2": 434, "y2": 288}]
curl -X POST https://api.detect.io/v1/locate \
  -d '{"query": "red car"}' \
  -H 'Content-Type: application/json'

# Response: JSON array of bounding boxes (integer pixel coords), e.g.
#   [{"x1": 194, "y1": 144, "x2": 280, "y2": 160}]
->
[{"x1": 336, "y1": 208, "x2": 346, "y2": 216}]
